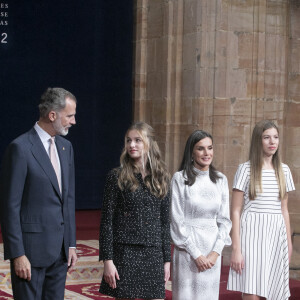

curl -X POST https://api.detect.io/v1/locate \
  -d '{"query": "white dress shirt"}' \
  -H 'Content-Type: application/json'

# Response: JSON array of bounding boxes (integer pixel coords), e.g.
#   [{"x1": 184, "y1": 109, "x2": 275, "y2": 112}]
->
[{"x1": 34, "y1": 122, "x2": 61, "y2": 176}]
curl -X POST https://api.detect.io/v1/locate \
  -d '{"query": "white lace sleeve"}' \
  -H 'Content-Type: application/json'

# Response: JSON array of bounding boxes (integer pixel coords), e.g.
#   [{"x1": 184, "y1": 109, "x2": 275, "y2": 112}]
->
[
  {"x1": 170, "y1": 172, "x2": 202, "y2": 260},
  {"x1": 213, "y1": 175, "x2": 232, "y2": 254}
]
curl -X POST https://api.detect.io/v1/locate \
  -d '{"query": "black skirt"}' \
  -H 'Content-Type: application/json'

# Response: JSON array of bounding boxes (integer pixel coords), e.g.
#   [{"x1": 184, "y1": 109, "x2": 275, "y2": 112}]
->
[{"x1": 99, "y1": 244, "x2": 165, "y2": 299}]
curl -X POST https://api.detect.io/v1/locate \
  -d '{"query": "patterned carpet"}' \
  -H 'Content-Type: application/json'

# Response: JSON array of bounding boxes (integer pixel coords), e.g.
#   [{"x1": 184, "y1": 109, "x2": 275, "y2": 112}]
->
[
  {"x1": 1, "y1": 240, "x2": 299, "y2": 299},
  {"x1": 0, "y1": 240, "x2": 172, "y2": 299}
]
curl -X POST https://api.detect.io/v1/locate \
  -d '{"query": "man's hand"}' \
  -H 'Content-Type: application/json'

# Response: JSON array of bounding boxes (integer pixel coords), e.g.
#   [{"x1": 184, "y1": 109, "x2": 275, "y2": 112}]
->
[
  {"x1": 68, "y1": 248, "x2": 78, "y2": 271},
  {"x1": 13, "y1": 255, "x2": 31, "y2": 281}
]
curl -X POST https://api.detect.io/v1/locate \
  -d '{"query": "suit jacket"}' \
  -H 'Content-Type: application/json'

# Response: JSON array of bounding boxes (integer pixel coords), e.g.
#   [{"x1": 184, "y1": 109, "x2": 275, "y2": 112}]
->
[
  {"x1": 99, "y1": 168, "x2": 171, "y2": 263},
  {"x1": 0, "y1": 128, "x2": 76, "y2": 268}
]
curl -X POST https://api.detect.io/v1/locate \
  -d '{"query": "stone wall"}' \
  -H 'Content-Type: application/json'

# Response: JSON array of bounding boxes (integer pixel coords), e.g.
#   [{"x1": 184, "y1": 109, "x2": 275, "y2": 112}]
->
[
  {"x1": 133, "y1": 0, "x2": 300, "y2": 276},
  {"x1": 287, "y1": 0, "x2": 300, "y2": 278}
]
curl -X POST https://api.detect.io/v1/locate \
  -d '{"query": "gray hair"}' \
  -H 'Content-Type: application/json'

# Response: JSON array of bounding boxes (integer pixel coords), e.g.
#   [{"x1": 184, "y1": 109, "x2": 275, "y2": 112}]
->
[{"x1": 38, "y1": 87, "x2": 76, "y2": 118}]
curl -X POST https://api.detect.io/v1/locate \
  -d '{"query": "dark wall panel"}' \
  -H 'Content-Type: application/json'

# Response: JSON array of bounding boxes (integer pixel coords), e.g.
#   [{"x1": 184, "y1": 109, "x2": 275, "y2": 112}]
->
[{"x1": 0, "y1": 0, "x2": 133, "y2": 209}]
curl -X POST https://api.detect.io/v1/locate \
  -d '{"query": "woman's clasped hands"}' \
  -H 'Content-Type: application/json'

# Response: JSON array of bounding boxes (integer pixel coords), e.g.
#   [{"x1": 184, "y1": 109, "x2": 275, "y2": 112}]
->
[{"x1": 195, "y1": 251, "x2": 219, "y2": 272}]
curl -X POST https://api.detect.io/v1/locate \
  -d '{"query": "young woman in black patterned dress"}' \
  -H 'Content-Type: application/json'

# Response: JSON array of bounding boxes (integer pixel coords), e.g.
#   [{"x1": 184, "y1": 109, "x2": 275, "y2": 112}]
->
[{"x1": 99, "y1": 122, "x2": 171, "y2": 300}]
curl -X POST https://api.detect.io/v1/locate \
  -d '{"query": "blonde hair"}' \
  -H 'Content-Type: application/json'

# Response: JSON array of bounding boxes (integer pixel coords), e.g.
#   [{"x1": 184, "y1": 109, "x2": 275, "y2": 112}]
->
[
  {"x1": 249, "y1": 120, "x2": 286, "y2": 200},
  {"x1": 118, "y1": 122, "x2": 170, "y2": 198}
]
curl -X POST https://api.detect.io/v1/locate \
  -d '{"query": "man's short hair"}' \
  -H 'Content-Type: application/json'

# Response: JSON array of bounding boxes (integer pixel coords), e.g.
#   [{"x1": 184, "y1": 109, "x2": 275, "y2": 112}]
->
[{"x1": 39, "y1": 87, "x2": 76, "y2": 118}]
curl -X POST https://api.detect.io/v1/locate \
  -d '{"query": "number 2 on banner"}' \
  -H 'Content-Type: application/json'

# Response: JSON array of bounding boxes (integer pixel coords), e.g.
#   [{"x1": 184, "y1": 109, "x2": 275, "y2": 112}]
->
[{"x1": 1, "y1": 33, "x2": 7, "y2": 43}]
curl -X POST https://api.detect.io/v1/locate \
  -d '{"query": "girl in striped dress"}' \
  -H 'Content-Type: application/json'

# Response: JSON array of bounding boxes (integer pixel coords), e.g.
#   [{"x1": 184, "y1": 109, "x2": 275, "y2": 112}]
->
[{"x1": 227, "y1": 120, "x2": 295, "y2": 300}]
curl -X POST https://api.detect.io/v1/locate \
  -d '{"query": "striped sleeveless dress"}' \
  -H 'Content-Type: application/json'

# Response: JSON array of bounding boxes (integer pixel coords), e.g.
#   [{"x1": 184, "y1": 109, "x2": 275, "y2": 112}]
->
[{"x1": 227, "y1": 161, "x2": 295, "y2": 299}]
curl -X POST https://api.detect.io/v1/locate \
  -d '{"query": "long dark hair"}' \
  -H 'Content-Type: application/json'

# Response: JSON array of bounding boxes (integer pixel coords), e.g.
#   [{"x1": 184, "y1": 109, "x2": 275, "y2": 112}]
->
[{"x1": 179, "y1": 130, "x2": 221, "y2": 186}]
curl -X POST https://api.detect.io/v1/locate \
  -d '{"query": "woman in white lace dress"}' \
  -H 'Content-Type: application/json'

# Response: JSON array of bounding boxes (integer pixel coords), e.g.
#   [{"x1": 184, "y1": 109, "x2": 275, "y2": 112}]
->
[{"x1": 170, "y1": 130, "x2": 232, "y2": 300}]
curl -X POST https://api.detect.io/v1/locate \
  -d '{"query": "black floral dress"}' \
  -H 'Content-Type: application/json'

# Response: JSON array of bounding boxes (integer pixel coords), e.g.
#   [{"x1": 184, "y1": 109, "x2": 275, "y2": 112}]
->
[{"x1": 99, "y1": 168, "x2": 171, "y2": 299}]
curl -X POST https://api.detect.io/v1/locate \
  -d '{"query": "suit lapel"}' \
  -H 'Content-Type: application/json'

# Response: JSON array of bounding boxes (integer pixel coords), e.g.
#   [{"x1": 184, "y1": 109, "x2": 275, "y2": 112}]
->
[{"x1": 29, "y1": 129, "x2": 62, "y2": 200}]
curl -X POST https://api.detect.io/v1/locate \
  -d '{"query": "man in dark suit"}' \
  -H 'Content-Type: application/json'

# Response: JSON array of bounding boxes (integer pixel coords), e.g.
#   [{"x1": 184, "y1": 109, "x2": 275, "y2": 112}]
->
[{"x1": 0, "y1": 87, "x2": 78, "y2": 299}]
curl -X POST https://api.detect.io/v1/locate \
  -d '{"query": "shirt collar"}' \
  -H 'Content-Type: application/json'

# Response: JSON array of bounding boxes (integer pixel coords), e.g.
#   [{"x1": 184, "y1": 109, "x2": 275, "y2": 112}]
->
[
  {"x1": 192, "y1": 166, "x2": 209, "y2": 176},
  {"x1": 34, "y1": 122, "x2": 52, "y2": 144}
]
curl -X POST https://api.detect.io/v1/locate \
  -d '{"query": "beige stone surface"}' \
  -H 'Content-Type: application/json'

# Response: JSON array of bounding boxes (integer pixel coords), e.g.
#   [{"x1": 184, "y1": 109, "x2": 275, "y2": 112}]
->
[
  {"x1": 291, "y1": 235, "x2": 300, "y2": 279},
  {"x1": 133, "y1": 0, "x2": 300, "y2": 268}
]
